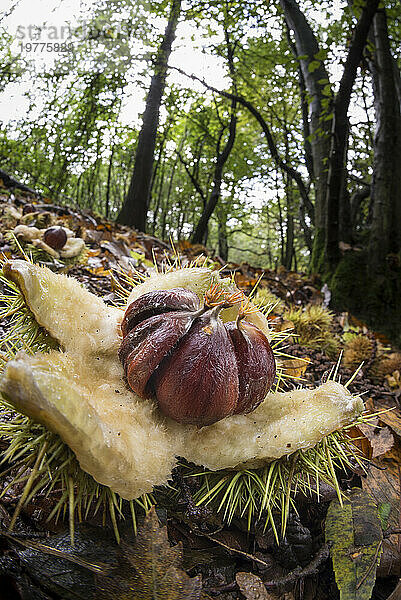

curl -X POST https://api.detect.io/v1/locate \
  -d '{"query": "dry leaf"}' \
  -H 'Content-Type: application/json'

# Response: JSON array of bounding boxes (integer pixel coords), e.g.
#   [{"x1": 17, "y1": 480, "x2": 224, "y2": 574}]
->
[
  {"x1": 377, "y1": 408, "x2": 401, "y2": 439},
  {"x1": 385, "y1": 370, "x2": 401, "y2": 390},
  {"x1": 347, "y1": 426, "x2": 372, "y2": 460},
  {"x1": 281, "y1": 357, "x2": 309, "y2": 379},
  {"x1": 235, "y1": 572, "x2": 272, "y2": 599},
  {"x1": 357, "y1": 423, "x2": 394, "y2": 458},
  {"x1": 97, "y1": 507, "x2": 203, "y2": 599}
]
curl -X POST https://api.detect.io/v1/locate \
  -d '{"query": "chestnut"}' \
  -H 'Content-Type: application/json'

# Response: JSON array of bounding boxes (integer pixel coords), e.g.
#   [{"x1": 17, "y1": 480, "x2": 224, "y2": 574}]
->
[
  {"x1": 43, "y1": 227, "x2": 67, "y2": 250},
  {"x1": 22, "y1": 204, "x2": 35, "y2": 215},
  {"x1": 119, "y1": 285, "x2": 276, "y2": 426}
]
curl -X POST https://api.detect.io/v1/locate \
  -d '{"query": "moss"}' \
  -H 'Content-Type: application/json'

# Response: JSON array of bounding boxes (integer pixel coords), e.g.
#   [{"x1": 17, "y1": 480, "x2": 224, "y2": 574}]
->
[
  {"x1": 330, "y1": 250, "x2": 401, "y2": 347},
  {"x1": 310, "y1": 227, "x2": 328, "y2": 275}
]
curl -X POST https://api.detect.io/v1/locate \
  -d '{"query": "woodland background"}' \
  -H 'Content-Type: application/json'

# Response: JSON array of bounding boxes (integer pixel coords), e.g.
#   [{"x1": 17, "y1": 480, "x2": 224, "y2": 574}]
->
[{"x1": 1, "y1": 0, "x2": 401, "y2": 345}]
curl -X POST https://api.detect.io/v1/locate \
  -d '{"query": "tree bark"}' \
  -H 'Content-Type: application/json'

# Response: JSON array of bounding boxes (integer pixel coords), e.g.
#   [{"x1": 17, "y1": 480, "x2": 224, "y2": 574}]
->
[
  {"x1": 218, "y1": 213, "x2": 229, "y2": 262},
  {"x1": 282, "y1": 0, "x2": 379, "y2": 272},
  {"x1": 368, "y1": 8, "x2": 401, "y2": 264},
  {"x1": 116, "y1": 0, "x2": 181, "y2": 230},
  {"x1": 325, "y1": 0, "x2": 380, "y2": 268},
  {"x1": 191, "y1": 102, "x2": 237, "y2": 244},
  {"x1": 280, "y1": 0, "x2": 331, "y2": 236},
  {"x1": 329, "y1": 7, "x2": 401, "y2": 347},
  {"x1": 105, "y1": 144, "x2": 115, "y2": 219}
]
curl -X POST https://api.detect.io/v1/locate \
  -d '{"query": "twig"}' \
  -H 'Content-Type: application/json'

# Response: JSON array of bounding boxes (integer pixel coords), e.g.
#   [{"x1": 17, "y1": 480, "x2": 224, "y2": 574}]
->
[
  {"x1": 205, "y1": 543, "x2": 331, "y2": 594},
  {"x1": 197, "y1": 531, "x2": 273, "y2": 569},
  {"x1": 263, "y1": 543, "x2": 330, "y2": 588}
]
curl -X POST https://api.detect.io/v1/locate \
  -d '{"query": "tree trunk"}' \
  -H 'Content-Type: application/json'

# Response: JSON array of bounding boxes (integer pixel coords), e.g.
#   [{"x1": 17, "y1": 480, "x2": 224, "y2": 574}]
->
[
  {"x1": 218, "y1": 210, "x2": 229, "y2": 262},
  {"x1": 191, "y1": 102, "x2": 237, "y2": 244},
  {"x1": 330, "y1": 7, "x2": 401, "y2": 346},
  {"x1": 281, "y1": 0, "x2": 378, "y2": 272},
  {"x1": 369, "y1": 9, "x2": 401, "y2": 264},
  {"x1": 116, "y1": 0, "x2": 181, "y2": 230},
  {"x1": 105, "y1": 144, "x2": 115, "y2": 219},
  {"x1": 325, "y1": 0, "x2": 380, "y2": 268},
  {"x1": 151, "y1": 159, "x2": 166, "y2": 235},
  {"x1": 280, "y1": 0, "x2": 331, "y2": 247}
]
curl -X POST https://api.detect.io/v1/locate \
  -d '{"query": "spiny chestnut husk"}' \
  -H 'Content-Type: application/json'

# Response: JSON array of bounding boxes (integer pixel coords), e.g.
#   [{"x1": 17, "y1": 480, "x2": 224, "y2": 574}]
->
[
  {"x1": 43, "y1": 226, "x2": 67, "y2": 250},
  {"x1": 119, "y1": 286, "x2": 276, "y2": 426}
]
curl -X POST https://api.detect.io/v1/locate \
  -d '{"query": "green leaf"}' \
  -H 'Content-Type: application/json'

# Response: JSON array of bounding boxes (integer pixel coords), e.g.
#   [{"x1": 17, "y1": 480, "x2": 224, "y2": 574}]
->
[
  {"x1": 314, "y1": 48, "x2": 327, "y2": 61},
  {"x1": 325, "y1": 488, "x2": 383, "y2": 600},
  {"x1": 308, "y1": 60, "x2": 320, "y2": 73},
  {"x1": 323, "y1": 84, "x2": 332, "y2": 97},
  {"x1": 377, "y1": 502, "x2": 391, "y2": 530}
]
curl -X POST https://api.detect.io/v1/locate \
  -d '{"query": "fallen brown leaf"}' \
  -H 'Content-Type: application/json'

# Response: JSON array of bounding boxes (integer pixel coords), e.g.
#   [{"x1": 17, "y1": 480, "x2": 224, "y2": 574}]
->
[
  {"x1": 357, "y1": 423, "x2": 394, "y2": 458},
  {"x1": 378, "y1": 408, "x2": 401, "y2": 439},
  {"x1": 235, "y1": 572, "x2": 272, "y2": 600},
  {"x1": 281, "y1": 357, "x2": 309, "y2": 379}
]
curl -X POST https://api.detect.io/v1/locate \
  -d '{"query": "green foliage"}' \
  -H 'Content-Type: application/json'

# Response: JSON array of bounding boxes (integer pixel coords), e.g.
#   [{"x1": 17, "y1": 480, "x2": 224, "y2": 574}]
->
[
  {"x1": 0, "y1": 0, "x2": 398, "y2": 275},
  {"x1": 325, "y1": 488, "x2": 383, "y2": 600}
]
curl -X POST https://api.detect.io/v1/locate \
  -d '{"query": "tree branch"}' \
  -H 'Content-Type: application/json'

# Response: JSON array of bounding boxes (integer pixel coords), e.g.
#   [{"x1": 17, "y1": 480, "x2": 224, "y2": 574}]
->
[
  {"x1": 169, "y1": 64, "x2": 314, "y2": 224},
  {"x1": 176, "y1": 151, "x2": 206, "y2": 203}
]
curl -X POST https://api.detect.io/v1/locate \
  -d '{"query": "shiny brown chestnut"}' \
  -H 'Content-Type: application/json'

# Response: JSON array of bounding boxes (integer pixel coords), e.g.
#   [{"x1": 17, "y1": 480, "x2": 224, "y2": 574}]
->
[
  {"x1": 43, "y1": 227, "x2": 67, "y2": 250},
  {"x1": 119, "y1": 285, "x2": 276, "y2": 426}
]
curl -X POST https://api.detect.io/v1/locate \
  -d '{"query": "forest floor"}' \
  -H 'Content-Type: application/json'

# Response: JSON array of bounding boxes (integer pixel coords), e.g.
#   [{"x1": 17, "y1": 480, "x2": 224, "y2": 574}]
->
[{"x1": 0, "y1": 186, "x2": 400, "y2": 600}]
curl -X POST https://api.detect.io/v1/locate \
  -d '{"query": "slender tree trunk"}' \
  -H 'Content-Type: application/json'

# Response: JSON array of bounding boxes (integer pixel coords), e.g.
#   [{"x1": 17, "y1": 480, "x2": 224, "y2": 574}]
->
[
  {"x1": 191, "y1": 102, "x2": 237, "y2": 244},
  {"x1": 116, "y1": 0, "x2": 181, "y2": 230},
  {"x1": 280, "y1": 0, "x2": 331, "y2": 244},
  {"x1": 105, "y1": 144, "x2": 115, "y2": 219},
  {"x1": 161, "y1": 158, "x2": 178, "y2": 240},
  {"x1": 218, "y1": 210, "x2": 229, "y2": 261},
  {"x1": 284, "y1": 178, "x2": 294, "y2": 270},
  {"x1": 191, "y1": 23, "x2": 238, "y2": 245},
  {"x1": 151, "y1": 159, "x2": 166, "y2": 235},
  {"x1": 171, "y1": 66, "x2": 313, "y2": 227},
  {"x1": 275, "y1": 171, "x2": 285, "y2": 265},
  {"x1": 282, "y1": 115, "x2": 294, "y2": 270}
]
